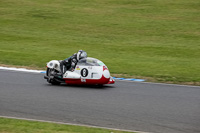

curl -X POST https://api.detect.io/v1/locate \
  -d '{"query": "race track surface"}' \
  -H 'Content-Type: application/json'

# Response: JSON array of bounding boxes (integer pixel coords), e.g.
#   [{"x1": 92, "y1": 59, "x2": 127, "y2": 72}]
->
[{"x1": 0, "y1": 70, "x2": 200, "y2": 133}]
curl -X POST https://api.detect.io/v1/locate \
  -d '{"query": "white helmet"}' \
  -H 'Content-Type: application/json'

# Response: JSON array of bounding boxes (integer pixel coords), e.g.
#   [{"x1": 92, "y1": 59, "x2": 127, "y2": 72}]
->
[{"x1": 77, "y1": 50, "x2": 87, "y2": 60}]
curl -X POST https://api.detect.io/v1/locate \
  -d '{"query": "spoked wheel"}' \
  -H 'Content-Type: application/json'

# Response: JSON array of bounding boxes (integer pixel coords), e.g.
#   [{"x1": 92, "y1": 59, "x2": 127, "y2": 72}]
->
[{"x1": 46, "y1": 68, "x2": 61, "y2": 85}]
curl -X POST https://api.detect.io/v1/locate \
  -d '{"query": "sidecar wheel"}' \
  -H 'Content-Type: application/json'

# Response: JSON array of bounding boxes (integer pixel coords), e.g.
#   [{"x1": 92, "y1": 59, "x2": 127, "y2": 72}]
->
[{"x1": 97, "y1": 84, "x2": 104, "y2": 87}]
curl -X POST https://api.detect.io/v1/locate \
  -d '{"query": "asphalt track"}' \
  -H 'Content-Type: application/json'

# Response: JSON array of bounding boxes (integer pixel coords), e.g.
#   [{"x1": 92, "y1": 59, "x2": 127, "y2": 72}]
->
[{"x1": 0, "y1": 70, "x2": 200, "y2": 133}]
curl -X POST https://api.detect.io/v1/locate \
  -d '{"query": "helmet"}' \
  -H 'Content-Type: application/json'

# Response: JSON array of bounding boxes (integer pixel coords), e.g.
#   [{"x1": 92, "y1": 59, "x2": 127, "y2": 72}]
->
[{"x1": 77, "y1": 50, "x2": 87, "y2": 60}]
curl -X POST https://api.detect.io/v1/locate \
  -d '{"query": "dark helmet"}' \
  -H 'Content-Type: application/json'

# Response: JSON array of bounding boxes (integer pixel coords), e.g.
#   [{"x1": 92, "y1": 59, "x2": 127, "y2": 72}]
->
[{"x1": 77, "y1": 50, "x2": 87, "y2": 60}]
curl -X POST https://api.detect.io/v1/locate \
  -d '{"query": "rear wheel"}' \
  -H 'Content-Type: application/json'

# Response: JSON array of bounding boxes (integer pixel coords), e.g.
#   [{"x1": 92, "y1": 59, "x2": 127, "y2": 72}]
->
[{"x1": 46, "y1": 68, "x2": 61, "y2": 85}]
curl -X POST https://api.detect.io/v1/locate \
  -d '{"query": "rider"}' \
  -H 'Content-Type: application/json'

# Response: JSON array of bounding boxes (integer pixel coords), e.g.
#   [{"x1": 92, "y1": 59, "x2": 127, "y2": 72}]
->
[{"x1": 59, "y1": 50, "x2": 87, "y2": 76}]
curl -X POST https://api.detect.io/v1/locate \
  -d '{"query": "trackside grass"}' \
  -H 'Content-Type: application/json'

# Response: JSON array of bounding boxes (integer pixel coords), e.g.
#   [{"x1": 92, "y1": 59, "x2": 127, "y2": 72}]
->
[
  {"x1": 0, "y1": 118, "x2": 133, "y2": 133},
  {"x1": 0, "y1": 0, "x2": 200, "y2": 84}
]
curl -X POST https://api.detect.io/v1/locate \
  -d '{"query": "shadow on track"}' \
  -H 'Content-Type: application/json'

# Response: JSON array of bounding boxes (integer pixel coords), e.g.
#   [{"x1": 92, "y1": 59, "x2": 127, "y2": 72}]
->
[{"x1": 45, "y1": 83, "x2": 115, "y2": 90}]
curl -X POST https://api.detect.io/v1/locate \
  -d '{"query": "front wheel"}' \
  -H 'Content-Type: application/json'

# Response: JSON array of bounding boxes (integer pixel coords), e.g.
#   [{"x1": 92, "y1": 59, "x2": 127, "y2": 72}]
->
[{"x1": 46, "y1": 68, "x2": 61, "y2": 85}]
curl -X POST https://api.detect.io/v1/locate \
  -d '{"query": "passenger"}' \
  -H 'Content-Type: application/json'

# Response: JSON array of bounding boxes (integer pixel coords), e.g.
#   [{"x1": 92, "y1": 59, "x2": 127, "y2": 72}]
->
[{"x1": 59, "y1": 50, "x2": 87, "y2": 76}]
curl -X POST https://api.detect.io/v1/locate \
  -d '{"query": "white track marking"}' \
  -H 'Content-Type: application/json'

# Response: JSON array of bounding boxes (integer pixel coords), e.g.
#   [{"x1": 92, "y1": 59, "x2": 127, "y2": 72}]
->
[{"x1": 0, "y1": 66, "x2": 43, "y2": 73}]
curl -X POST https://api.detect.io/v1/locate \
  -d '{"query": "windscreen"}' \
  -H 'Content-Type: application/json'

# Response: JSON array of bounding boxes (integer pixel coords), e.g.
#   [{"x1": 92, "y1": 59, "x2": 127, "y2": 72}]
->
[{"x1": 77, "y1": 57, "x2": 105, "y2": 66}]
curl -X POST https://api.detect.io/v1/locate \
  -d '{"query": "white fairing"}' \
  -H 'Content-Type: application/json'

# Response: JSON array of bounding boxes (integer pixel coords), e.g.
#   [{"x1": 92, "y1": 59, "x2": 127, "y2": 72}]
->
[
  {"x1": 72, "y1": 57, "x2": 110, "y2": 80},
  {"x1": 63, "y1": 71, "x2": 81, "y2": 79},
  {"x1": 47, "y1": 58, "x2": 111, "y2": 81},
  {"x1": 47, "y1": 60, "x2": 60, "y2": 71},
  {"x1": 103, "y1": 70, "x2": 110, "y2": 78},
  {"x1": 74, "y1": 66, "x2": 103, "y2": 79}
]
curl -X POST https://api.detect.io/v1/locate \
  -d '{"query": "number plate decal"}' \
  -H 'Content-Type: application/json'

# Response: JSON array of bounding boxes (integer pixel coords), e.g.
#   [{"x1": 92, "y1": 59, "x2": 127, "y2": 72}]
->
[{"x1": 81, "y1": 68, "x2": 88, "y2": 77}]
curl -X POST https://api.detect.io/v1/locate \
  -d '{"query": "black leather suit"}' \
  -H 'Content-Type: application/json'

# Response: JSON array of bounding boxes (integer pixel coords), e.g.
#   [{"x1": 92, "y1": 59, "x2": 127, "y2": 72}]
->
[{"x1": 60, "y1": 53, "x2": 78, "y2": 75}]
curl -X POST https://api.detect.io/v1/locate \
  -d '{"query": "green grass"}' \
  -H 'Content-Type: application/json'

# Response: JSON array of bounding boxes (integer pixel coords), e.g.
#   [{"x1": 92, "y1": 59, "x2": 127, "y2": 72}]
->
[
  {"x1": 0, "y1": 0, "x2": 200, "y2": 84},
  {"x1": 0, "y1": 117, "x2": 132, "y2": 133}
]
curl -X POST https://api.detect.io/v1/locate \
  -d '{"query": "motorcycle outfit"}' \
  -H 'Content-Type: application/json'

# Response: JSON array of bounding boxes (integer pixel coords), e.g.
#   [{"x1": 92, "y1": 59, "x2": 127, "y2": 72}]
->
[{"x1": 59, "y1": 50, "x2": 87, "y2": 77}]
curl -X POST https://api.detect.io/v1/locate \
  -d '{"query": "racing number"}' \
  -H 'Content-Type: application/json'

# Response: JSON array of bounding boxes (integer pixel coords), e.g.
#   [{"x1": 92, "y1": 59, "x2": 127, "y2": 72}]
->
[{"x1": 81, "y1": 68, "x2": 88, "y2": 77}]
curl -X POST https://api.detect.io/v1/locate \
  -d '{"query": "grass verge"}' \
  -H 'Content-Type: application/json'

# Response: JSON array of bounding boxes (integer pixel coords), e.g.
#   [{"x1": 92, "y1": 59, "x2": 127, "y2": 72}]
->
[
  {"x1": 0, "y1": 0, "x2": 200, "y2": 84},
  {"x1": 0, "y1": 117, "x2": 133, "y2": 133}
]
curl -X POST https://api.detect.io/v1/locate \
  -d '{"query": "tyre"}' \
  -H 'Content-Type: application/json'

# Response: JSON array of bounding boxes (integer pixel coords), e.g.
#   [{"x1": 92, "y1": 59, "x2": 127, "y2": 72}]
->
[
  {"x1": 46, "y1": 68, "x2": 61, "y2": 85},
  {"x1": 97, "y1": 84, "x2": 104, "y2": 87}
]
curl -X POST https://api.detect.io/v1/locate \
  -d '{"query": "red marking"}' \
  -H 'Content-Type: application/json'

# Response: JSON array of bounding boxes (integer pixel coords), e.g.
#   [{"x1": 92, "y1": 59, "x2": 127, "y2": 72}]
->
[
  {"x1": 103, "y1": 66, "x2": 108, "y2": 71},
  {"x1": 64, "y1": 75, "x2": 111, "y2": 85},
  {"x1": 107, "y1": 79, "x2": 115, "y2": 84}
]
